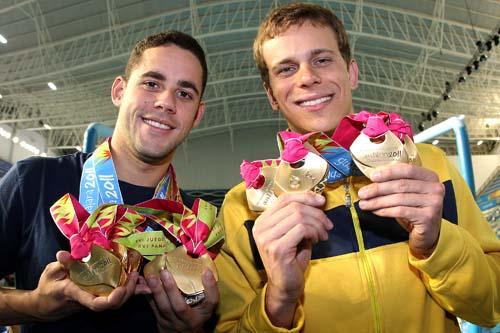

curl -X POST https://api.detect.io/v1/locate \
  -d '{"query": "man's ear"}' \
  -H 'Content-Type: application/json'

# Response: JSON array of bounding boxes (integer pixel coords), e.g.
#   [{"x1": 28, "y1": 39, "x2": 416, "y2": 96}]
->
[
  {"x1": 348, "y1": 59, "x2": 359, "y2": 90},
  {"x1": 111, "y1": 76, "x2": 126, "y2": 107},
  {"x1": 192, "y1": 101, "x2": 205, "y2": 128},
  {"x1": 264, "y1": 82, "x2": 279, "y2": 111}
]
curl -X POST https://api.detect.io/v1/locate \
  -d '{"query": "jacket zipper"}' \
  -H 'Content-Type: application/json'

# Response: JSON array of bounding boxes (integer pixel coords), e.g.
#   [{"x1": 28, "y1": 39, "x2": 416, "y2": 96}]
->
[{"x1": 345, "y1": 178, "x2": 381, "y2": 333}]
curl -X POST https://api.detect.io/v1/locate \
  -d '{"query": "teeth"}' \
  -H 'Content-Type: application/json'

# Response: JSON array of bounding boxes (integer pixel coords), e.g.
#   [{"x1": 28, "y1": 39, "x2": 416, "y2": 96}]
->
[
  {"x1": 299, "y1": 96, "x2": 332, "y2": 107},
  {"x1": 144, "y1": 118, "x2": 171, "y2": 129}
]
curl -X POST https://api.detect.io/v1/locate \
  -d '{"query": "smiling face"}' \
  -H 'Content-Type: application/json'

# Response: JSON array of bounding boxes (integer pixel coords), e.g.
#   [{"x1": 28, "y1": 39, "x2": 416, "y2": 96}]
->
[
  {"x1": 111, "y1": 44, "x2": 205, "y2": 165},
  {"x1": 262, "y1": 22, "x2": 359, "y2": 135}
]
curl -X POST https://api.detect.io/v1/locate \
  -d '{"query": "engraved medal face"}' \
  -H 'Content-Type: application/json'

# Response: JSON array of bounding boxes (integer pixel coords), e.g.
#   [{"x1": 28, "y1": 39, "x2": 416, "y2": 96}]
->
[
  {"x1": 350, "y1": 131, "x2": 409, "y2": 178},
  {"x1": 274, "y1": 152, "x2": 328, "y2": 196},
  {"x1": 246, "y1": 166, "x2": 278, "y2": 212},
  {"x1": 69, "y1": 245, "x2": 124, "y2": 296},
  {"x1": 143, "y1": 246, "x2": 218, "y2": 305},
  {"x1": 164, "y1": 246, "x2": 218, "y2": 296}
]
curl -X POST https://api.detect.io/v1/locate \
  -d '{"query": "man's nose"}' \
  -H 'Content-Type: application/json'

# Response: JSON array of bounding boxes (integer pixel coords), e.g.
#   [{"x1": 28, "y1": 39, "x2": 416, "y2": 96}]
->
[
  {"x1": 297, "y1": 64, "x2": 321, "y2": 87},
  {"x1": 154, "y1": 90, "x2": 176, "y2": 113}
]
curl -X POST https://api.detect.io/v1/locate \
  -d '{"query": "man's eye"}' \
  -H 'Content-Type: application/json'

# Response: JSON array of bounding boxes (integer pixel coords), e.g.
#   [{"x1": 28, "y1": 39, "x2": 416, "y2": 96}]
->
[
  {"x1": 315, "y1": 57, "x2": 332, "y2": 66},
  {"x1": 143, "y1": 81, "x2": 159, "y2": 89},
  {"x1": 177, "y1": 90, "x2": 193, "y2": 99},
  {"x1": 276, "y1": 65, "x2": 296, "y2": 76}
]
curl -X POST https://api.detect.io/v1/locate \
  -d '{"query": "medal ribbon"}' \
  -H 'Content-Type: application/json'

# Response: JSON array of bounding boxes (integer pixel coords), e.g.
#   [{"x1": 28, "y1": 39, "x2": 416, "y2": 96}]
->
[
  {"x1": 79, "y1": 138, "x2": 181, "y2": 214},
  {"x1": 50, "y1": 194, "x2": 147, "y2": 259},
  {"x1": 116, "y1": 198, "x2": 224, "y2": 259}
]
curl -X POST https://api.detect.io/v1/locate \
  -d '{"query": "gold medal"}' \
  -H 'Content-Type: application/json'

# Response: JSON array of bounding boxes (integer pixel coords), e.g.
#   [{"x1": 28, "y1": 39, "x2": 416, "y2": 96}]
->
[
  {"x1": 274, "y1": 152, "x2": 328, "y2": 196},
  {"x1": 350, "y1": 131, "x2": 420, "y2": 177},
  {"x1": 245, "y1": 166, "x2": 278, "y2": 212},
  {"x1": 143, "y1": 246, "x2": 218, "y2": 305},
  {"x1": 69, "y1": 245, "x2": 125, "y2": 297}
]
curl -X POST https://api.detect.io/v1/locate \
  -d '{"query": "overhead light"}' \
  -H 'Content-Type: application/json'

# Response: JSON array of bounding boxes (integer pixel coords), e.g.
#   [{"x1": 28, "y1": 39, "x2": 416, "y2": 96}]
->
[
  {"x1": 494, "y1": 35, "x2": 499, "y2": 46},
  {"x1": 12, "y1": 136, "x2": 19, "y2": 143},
  {"x1": 476, "y1": 40, "x2": 482, "y2": 49},
  {"x1": 477, "y1": 140, "x2": 484, "y2": 146},
  {"x1": 0, "y1": 93, "x2": 2, "y2": 99},
  {"x1": 418, "y1": 122, "x2": 425, "y2": 131},
  {"x1": 426, "y1": 112, "x2": 432, "y2": 121},
  {"x1": 48, "y1": 82, "x2": 57, "y2": 91},
  {"x1": 443, "y1": 93, "x2": 450, "y2": 101},
  {"x1": 0, "y1": 34, "x2": 6, "y2": 44},
  {"x1": 432, "y1": 139, "x2": 439, "y2": 145},
  {"x1": 43, "y1": 123, "x2": 52, "y2": 130},
  {"x1": 473, "y1": 60, "x2": 480, "y2": 70},
  {"x1": 0, "y1": 127, "x2": 11, "y2": 139},
  {"x1": 479, "y1": 54, "x2": 488, "y2": 62},
  {"x1": 431, "y1": 109, "x2": 439, "y2": 118},
  {"x1": 458, "y1": 76, "x2": 466, "y2": 83},
  {"x1": 465, "y1": 66, "x2": 472, "y2": 75}
]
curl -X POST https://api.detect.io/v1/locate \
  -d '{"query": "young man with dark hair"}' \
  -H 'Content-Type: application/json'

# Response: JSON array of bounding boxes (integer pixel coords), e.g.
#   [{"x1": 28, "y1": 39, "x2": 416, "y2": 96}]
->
[
  {"x1": 0, "y1": 30, "x2": 217, "y2": 333},
  {"x1": 215, "y1": 3, "x2": 500, "y2": 332}
]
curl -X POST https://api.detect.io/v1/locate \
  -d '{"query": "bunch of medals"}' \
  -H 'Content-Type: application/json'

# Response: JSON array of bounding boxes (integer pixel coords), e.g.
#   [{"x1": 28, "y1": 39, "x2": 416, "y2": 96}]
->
[
  {"x1": 50, "y1": 138, "x2": 224, "y2": 305},
  {"x1": 241, "y1": 111, "x2": 421, "y2": 211}
]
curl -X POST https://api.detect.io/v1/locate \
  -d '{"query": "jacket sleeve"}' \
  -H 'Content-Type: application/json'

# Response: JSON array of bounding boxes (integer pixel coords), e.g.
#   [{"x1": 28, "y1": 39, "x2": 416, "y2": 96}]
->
[
  {"x1": 409, "y1": 146, "x2": 500, "y2": 327},
  {"x1": 215, "y1": 184, "x2": 305, "y2": 332}
]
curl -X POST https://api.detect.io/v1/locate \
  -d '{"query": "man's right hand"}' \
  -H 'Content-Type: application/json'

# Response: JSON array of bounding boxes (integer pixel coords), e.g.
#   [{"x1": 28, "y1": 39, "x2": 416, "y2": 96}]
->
[
  {"x1": 252, "y1": 192, "x2": 332, "y2": 328},
  {"x1": 0, "y1": 250, "x2": 138, "y2": 325}
]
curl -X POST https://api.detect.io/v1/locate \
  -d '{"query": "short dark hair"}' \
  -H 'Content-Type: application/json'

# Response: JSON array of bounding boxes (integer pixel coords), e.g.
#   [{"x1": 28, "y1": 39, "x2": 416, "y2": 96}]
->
[
  {"x1": 254, "y1": 3, "x2": 352, "y2": 86},
  {"x1": 125, "y1": 30, "x2": 208, "y2": 96}
]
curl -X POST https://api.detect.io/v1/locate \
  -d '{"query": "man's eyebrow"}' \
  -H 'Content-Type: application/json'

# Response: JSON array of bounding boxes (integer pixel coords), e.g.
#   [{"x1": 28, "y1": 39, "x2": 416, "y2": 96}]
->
[
  {"x1": 140, "y1": 71, "x2": 166, "y2": 81},
  {"x1": 310, "y1": 48, "x2": 334, "y2": 56},
  {"x1": 178, "y1": 80, "x2": 200, "y2": 96}
]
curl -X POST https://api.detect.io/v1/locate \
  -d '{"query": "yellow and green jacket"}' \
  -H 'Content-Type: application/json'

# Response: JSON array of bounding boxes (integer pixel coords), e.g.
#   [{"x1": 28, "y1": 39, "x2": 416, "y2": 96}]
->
[{"x1": 215, "y1": 144, "x2": 500, "y2": 333}]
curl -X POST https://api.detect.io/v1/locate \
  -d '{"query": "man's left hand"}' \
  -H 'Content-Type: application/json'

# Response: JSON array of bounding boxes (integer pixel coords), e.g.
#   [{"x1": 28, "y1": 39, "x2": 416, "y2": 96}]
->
[
  {"x1": 358, "y1": 163, "x2": 445, "y2": 258},
  {"x1": 138, "y1": 269, "x2": 218, "y2": 333}
]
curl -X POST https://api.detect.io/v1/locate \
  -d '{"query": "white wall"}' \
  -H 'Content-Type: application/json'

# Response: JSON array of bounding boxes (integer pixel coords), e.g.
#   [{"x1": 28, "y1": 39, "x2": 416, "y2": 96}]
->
[
  {"x1": 447, "y1": 154, "x2": 500, "y2": 193},
  {"x1": 0, "y1": 124, "x2": 47, "y2": 163}
]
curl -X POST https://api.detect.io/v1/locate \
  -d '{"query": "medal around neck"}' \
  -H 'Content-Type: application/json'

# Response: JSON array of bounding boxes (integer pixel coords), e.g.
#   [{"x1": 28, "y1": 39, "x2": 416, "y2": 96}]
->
[
  {"x1": 69, "y1": 245, "x2": 125, "y2": 297},
  {"x1": 143, "y1": 246, "x2": 218, "y2": 305},
  {"x1": 274, "y1": 152, "x2": 328, "y2": 196},
  {"x1": 350, "y1": 131, "x2": 421, "y2": 178}
]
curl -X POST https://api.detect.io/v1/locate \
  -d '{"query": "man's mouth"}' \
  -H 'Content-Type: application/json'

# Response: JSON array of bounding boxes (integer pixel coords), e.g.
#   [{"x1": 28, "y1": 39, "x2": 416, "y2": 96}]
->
[
  {"x1": 143, "y1": 118, "x2": 172, "y2": 130},
  {"x1": 297, "y1": 95, "x2": 333, "y2": 107}
]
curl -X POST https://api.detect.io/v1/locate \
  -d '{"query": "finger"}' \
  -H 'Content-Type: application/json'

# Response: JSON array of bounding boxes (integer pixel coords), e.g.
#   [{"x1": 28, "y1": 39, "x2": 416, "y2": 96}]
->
[
  {"x1": 358, "y1": 179, "x2": 444, "y2": 200},
  {"x1": 135, "y1": 276, "x2": 152, "y2": 295},
  {"x1": 43, "y1": 261, "x2": 68, "y2": 281},
  {"x1": 108, "y1": 271, "x2": 139, "y2": 308},
  {"x1": 370, "y1": 206, "x2": 438, "y2": 225},
  {"x1": 267, "y1": 192, "x2": 325, "y2": 215},
  {"x1": 200, "y1": 269, "x2": 219, "y2": 311},
  {"x1": 147, "y1": 273, "x2": 184, "y2": 328},
  {"x1": 274, "y1": 210, "x2": 330, "y2": 242},
  {"x1": 359, "y1": 193, "x2": 443, "y2": 211},
  {"x1": 370, "y1": 164, "x2": 439, "y2": 183},
  {"x1": 275, "y1": 223, "x2": 325, "y2": 250},
  {"x1": 255, "y1": 205, "x2": 331, "y2": 241},
  {"x1": 160, "y1": 270, "x2": 191, "y2": 319}
]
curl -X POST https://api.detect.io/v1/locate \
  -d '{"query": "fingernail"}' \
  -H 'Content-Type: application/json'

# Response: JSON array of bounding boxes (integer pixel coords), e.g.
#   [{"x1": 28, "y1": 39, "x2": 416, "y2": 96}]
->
[
  {"x1": 358, "y1": 200, "x2": 366, "y2": 209},
  {"x1": 358, "y1": 187, "x2": 367, "y2": 198},
  {"x1": 147, "y1": 276, "x2": 158, "y2": 288},
  {"x1": 371, "y1": 171, "x2": 381, "y2": 181}
]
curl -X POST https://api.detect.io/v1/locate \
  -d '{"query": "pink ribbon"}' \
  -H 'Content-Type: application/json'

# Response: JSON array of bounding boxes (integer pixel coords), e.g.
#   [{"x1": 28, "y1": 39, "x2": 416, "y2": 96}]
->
[
  {"x1": 240, "y1": 160, "x2": 265, "y2": 189},
  {"x1": 332, "y1": 111, "x2": 413, "y2": 148},
  {"x1": 279, "y1": 131, "x2": 315, "y2": 163}
]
